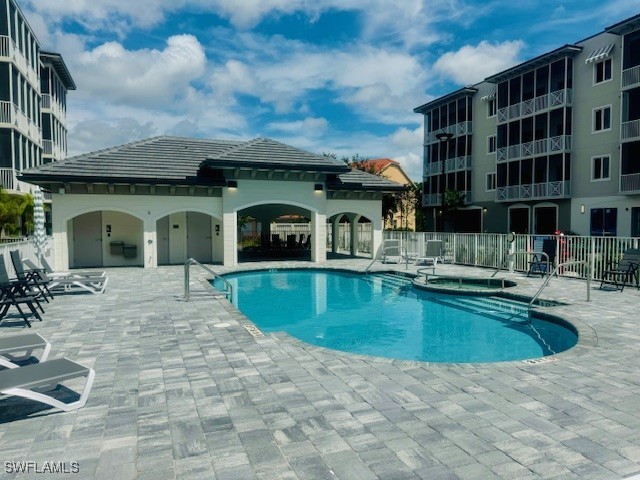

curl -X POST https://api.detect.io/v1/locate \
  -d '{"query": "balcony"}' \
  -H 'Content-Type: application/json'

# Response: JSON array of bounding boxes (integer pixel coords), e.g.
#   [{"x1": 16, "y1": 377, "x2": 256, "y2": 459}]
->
[
  {"x1": 496, "y1": 89, "x2": 572, "y2": 123},
  {"x1": 0, "y1": 101, "x2": 42, "y2": 143},
  {"x1": 622, "y1": 65, "x2": 640, "y2": 90},
  {"x1": 0, "y1": 36, "x2": 39, "y2": 88},
  {"x1": 496, "y1": 135, "x2": 572, "y2": 162},
  {"x1": 621, "y1": 119, "x2": 640, "y2": 142},
  {"x1": 426, "y1": 121, "x2": 472, "y2": 144},
  {"x1": 42, "y1": 139, "x2": 65, "y2": 161},
  {"x1": 423, "y1": 156, "x2": 472, "y2": 176},
  {"x1": 620, "y1": 173, "x2": 640, "y2": 193},
  {"x1": 496, "y1": 180, "x2": 570, "y2": 201},
  {"x1": 0, "y1": 167, "x2": 33, "y2": 193},
  {"x1": 41, "y1": 94, "x2": 66, "y2": 121}
]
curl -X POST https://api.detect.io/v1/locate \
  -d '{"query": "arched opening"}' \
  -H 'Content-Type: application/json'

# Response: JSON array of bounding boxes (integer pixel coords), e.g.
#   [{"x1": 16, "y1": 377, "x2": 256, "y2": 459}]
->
[
  {"x1": 156, "y1": 211, "x2": 222, "y2": 265},
  {"x1": 327, "y1": 213, "x2": 373, "y2": 258},
  {"x1": 237, "y1": 204, "x2": 313, "y2": 262},
  {"x1": 68, "y1": 210, "x2": 143, "y2": 268}
]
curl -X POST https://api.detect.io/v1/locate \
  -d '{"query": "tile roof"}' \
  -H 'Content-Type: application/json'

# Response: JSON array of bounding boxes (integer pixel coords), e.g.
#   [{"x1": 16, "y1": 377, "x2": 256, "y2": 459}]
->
[
  {"x1": 20, "y1": 135, "x2": 403, "y2": 192},
  {"x1": 353, "y1": 158, "x2": 398, "y2": 174}
]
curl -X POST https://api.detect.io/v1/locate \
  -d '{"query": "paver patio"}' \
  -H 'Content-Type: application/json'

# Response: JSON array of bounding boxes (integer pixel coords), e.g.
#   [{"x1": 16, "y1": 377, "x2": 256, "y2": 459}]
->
[{"x1": 0, "y1": 259, "x2": 639, "y2": 479}]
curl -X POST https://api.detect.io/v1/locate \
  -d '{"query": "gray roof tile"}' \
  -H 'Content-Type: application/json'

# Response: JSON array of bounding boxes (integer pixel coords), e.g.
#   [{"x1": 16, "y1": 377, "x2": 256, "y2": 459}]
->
[{"x1": 20, "y1": 135, "x2": 405, "y2": 192}]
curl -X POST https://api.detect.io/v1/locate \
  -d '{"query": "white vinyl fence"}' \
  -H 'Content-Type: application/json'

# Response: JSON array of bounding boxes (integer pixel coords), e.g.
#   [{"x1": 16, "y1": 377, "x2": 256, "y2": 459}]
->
[
  {"x1": 384, "y1": 231, "x2": 640, "y2": 282},
  {"x1": 0, "y1": 237, "x2": 54, "y2": 277}
]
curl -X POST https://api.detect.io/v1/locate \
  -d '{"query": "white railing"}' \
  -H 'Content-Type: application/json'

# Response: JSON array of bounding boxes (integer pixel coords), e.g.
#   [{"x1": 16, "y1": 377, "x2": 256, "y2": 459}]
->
[
  {"x1": 496, "y1": 89, "x2": 572, "y2": 123},
  {"x1": 496, "y1": 180, "x2": 570, "y2": 201},
  {"x1": 621, "y1": 119, "x2": 640, "y2": 141},
  {"x1": 422, "y1": 193, "x2": 441, "y2": 206},
  {"x1": 42, "y1": 139, "x2": 65, "y2": 160},
  {"x1": 383, "y1": 231, "x2": 640, "y2": 282},
  {"x1": 0, "y1": 100, "x2": 42, "y2": 143},
  {"x1": 41, "y1": 93, "x2": 65, "y2": 120},
  {"x1": 622, "y1": 65, "x2": 640, "y2": 89},
  {"x1": 0, "y1": 36, "x2": 39, "y2": 87},
  {"x1": 498, "y1": 135, "x2": 572, "y2": 161},
  {"x1": 424, "y1": 160, "x2": 442, "y2": 176},
  {"x1": 620, "y1": 173, "x2": 640, "y2": 193},
  {"x1": 0, "y1": 167, "x2": 14, "y2": 190},
  {"x1": 327, "y1": 223, "x2": 373, "y2": 253},
  {"x1": 0, "y1": 237, "x2": 55, "y2": 278},
  {"x1": 445, "y1": 155, "x2": 472, "y2": 172}
]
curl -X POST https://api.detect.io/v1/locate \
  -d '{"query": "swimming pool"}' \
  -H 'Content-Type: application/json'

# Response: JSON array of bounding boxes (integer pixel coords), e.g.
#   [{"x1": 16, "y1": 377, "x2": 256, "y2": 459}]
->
[{"x1": 217, "y1": 269, "x2": 578, "y2": 363}]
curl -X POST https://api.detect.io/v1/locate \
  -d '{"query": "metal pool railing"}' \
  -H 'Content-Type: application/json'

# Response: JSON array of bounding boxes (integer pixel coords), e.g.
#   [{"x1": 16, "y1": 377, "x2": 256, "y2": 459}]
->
[{"x1": 184, "y1": 258, "x2": 232, "y2": 302}]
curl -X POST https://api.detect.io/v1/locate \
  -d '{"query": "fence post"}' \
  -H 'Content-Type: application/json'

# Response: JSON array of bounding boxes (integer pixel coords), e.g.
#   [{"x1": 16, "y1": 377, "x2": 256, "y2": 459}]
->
[
  {"x1": 590, "y1": 236, "x2": 596, "y2": 282},
  {"x1": 474, "y1": 234, "x2": 479, "y2": 266}
]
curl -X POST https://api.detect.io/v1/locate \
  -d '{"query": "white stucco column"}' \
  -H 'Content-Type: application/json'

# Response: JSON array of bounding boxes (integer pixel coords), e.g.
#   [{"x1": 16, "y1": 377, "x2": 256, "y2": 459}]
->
[
  {"x1": 348, "y1": 214, "x2": 359, "y2": 257},
  {"x1": 143, "y1": 218, "x2": 157, "y2": 268},
  {"x1": 331, "y1": 217, "x2": 339, "y2": 254},
  {"x1": 311, "y1": 211, "x2": 326, "y2": 263},
  {"x1": 372, "y1": 217, "x2": 383, "y2": 260},
  {"x1": 223, "y1": 211, "x2": 237, "y2": 266},
  {"x1": 52, "y1": 215, "x2": 68, "y2": 271}
]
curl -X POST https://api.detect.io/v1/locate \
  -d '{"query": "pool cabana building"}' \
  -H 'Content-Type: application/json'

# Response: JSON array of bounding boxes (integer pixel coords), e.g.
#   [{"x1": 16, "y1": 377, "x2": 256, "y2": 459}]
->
[{"x1": 20, "y1": 136, "x2": 404, "y2": 270}]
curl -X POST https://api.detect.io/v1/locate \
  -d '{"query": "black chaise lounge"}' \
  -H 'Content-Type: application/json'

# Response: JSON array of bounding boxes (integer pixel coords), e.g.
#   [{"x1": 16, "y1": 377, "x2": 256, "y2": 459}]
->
[
  {"x1": 0, "y1": 357, "x2": 95, "y2": 412},
  {"x1": 600, "y1": 248, "x2": 640, "y2": 292}
]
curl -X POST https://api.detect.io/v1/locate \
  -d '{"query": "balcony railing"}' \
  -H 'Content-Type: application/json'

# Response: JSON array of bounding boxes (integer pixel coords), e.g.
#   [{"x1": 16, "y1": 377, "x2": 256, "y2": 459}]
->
[
  {"x1": 424, "y1": 156, "x2": 472, "y2": 176},
  {"x1": 41, "y1": 94, "x2": 66, "y2": 121},
  {"x1": 0, "y1": 36, "x2": 38, "y2": 87},
  {"x1": 621, "y1": 119, "x2": 640, "y2": 142},
  {"x1": 0, "y1": 101, "x2": 42, "y2": 143},
  {"x1": 496, "y1": 135, "x2": 572, "y2": 162},
  {"x1": 426, "y1": 121, "x2": 472, "y2": 144},
  {"x1": 42, "y1": 139, "x2": 65, "y2": 160},
  {"x1": 496, "y1": 180, "x2": 570, "y2": 201},
  {"x1": 622, "y1": 65, "x2": 640, "y2": 89},
  {"x1": 497, "y1": 89, "x2": 572, "y2": 123},
  {"x1": 620, "y1": 173, "x2": 640, "y2": 193}
]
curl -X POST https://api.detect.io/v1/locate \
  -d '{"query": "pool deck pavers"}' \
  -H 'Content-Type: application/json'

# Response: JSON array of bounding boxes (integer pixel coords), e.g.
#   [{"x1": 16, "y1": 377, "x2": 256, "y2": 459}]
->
[{"x1": 0, "y1": 259, "x2": 639, "y2": 479}]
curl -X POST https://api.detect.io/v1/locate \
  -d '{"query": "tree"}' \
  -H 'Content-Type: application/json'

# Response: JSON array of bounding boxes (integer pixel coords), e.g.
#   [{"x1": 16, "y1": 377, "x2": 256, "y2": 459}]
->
[
  {"x1": 0, "y1": 189, "x2": 33, "y2": 237},
  {"x1": 442, "y1": 189, "x2": 465, "y2": 232}
]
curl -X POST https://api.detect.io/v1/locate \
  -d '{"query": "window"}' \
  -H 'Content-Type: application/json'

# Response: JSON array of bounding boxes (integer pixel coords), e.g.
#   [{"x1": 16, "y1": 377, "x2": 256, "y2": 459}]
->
[
  {"x1": 593, "y1": 106, "x2": 611, "y2": 132},
  {"x1": 590, "y1": 208, "x2": 617, "y2": 236},
  {"x1": 591, "y1": 155, "x2": 610, "y2": 181},
  {"x1": 487, "y1": 135, "x2": 496, "y2": 154},
  {"x1": 594, "y1": 58, "x2": 612, "y2": 84},
  {"x1": 487, "y1": 99, "x2": 496, "y2": 117},
  {"x1": 486, "y1": 172, "x2": 496, "y2": 191}
]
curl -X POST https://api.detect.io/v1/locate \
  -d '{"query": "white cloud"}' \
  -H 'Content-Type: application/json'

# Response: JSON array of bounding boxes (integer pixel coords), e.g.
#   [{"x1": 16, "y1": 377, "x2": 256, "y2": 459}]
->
[
  {"x1": 433, "y1": 40, "x2": 524, "y2": 85},
  {"x1": 268, "y1": 117, "x2": 329, "y2": 137},
  {"x1": 74, "y1": 35, "x2": 206, "y2": 108}
]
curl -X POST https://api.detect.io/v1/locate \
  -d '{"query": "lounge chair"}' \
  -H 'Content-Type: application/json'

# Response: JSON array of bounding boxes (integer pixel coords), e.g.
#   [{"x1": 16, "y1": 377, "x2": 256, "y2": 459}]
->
[
  {"x1": 527, "y1": 239, "x2": 557, "y2": 277},
  {"x1": 416, "y1": 240, "x2": 444, "y2": 266},
  {"x1": 10, "y1": 251, "x2": 53, "y2": 301},
  {"x1": 0, "y1": 333, "x2": 51, "y2": 368},
  {"x1": 381, "y1": 239, "x2": 403, "y2": 263},
  {"x1": 34, "y1": 256, "x2": 106, "y2": 280},
  {"x1": 21, "y1": 259, "x2": 108, "y2": 294},
  {"x1": 0, "y1": 357, "x2": 95, "y2": 412},
  {"x1": 600, "y1": 249, "x2": 640, "y2": 292}
]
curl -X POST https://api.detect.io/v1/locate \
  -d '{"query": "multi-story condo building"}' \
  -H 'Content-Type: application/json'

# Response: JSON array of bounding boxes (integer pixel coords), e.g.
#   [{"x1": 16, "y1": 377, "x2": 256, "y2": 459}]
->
[
  {"x1": 415, "y1": 13, "x2": 640, "y2": 237},
  {"x1": 0, "y1": 0, "x2": 74, "y2": 195}
]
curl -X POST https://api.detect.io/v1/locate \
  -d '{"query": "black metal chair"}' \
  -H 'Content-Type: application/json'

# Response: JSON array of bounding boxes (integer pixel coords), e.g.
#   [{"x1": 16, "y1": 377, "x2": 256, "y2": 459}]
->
[
  {"x1": 10, "y1": 250, "x2": 53, "y2": 301},
  {"x1": 527, "y1": 239, "x2": 557, "y2": 277},
  {"x1": 0, "y1": 256, "x2": 44, "y2": 327},
  {"x1": 600, "y1": 249, "x2": 640, "y2": 292}
]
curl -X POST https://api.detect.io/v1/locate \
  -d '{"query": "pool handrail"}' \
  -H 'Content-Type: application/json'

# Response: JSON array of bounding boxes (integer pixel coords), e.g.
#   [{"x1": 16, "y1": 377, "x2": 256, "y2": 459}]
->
[
  {"x1": 184, "y1": 258, "x2": 232, "y2": 302},
  {"x1": 529, "y1": 260, "x2": 590, "y2": 308}
]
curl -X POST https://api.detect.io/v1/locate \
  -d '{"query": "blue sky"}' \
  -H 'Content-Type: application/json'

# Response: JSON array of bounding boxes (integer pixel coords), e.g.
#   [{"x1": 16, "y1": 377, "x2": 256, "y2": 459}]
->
[{"x1": 21, "y1": 0, "x2": 640, "y2": 180}]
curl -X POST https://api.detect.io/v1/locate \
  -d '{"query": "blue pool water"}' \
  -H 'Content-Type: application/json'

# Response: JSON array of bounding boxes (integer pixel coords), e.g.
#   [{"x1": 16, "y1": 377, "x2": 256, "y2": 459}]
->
[{"x1": 217, "y1": 269, "x2": 578, "y2": 363}]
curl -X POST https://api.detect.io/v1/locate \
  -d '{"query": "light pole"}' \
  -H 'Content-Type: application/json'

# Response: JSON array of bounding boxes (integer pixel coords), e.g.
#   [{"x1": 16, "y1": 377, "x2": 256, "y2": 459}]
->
[{"x1": 435, "y1": 132, "x2": 453, "y2": 231}]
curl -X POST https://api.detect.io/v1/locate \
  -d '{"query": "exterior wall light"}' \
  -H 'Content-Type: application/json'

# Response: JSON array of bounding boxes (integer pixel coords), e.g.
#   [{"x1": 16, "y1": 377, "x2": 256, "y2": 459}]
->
[
  {"x1": 314, "y1": 183, "x2": 324, "y2": 192},
  {"x1": 227, "y1": 180, "x2": 238, "y2": 189},
  {"x1": 580, "y1": 204, "x2": 585, "y2": 214}
]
